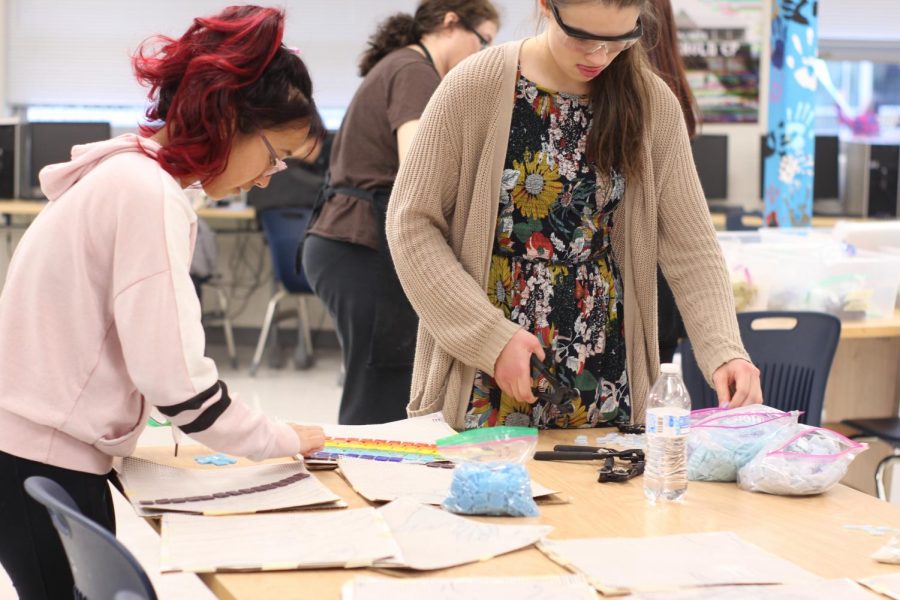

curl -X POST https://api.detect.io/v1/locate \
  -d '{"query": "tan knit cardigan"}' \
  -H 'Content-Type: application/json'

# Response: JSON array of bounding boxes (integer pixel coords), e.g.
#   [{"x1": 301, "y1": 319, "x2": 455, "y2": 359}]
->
[{"x1": 386, "y1": 40, "x2": 749, "y2": 429}]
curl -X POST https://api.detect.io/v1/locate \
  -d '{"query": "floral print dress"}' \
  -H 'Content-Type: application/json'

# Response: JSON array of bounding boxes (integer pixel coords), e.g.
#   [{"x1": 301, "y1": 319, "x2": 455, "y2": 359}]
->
[{"x1": 465, "y1": 72, "x2": 630, "y2": 430}]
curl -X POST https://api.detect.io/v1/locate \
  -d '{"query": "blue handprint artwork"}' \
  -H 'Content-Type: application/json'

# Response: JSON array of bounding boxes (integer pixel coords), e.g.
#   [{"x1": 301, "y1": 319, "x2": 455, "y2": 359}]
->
[
  {"x1": 764, "y1": 0, "x2": 818, "y2": 227},
  {"x1": 771, "y1": 16, "x2": 786, "y2": 69}
]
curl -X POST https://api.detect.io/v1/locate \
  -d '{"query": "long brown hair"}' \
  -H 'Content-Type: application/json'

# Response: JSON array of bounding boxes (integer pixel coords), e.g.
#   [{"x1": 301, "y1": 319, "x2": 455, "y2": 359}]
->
[
  {"x1": 644, "y1": 0, "x2": 698, "y2": 137},
  {"x1": 553, "y1": 0, "x2": 653, "y2": 180},
  {"x1": 359, "y1": 0, "x2": 500, "y2": 77}
]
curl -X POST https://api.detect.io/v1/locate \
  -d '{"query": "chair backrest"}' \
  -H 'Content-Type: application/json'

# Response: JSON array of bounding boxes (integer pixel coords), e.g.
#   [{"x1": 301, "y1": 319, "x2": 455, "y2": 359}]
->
[
  {"x1": 678, "y1": 311, "x2": 841, "y2": 426},
  {"x1": 725, "y1": 207, "x2": 764, "y2": 231},
  {"x1": 258, "y1": 207, "x2": 314, "y2": 294},
  {"x1": 23, "y1": 477, "x2": 157, "y2": 600}
]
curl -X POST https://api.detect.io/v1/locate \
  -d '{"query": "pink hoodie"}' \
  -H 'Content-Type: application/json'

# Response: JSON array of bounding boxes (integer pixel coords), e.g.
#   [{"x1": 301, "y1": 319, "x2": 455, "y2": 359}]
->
[{"x1": 0, "y1": 134, "x2": 299, "y2": 474}]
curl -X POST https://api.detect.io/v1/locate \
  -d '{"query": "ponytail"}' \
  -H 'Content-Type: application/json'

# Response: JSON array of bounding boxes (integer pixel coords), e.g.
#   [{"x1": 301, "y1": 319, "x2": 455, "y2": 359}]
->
[
  {"x1": 358, "y1": 0, "x2": 500, "y2": 77},
  {"x1": 359, "y1": 14, "x2": 420, "y2": 77}
]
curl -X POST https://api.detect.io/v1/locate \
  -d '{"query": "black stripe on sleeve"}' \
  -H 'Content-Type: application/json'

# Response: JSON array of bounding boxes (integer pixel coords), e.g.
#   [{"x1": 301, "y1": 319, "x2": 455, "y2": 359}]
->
[
  {"x1": 177, "y1": 381, "x2": 233, "y2": 434},
  {"x1": 157, "y1": 381, "x2": 221, "y2": 417}
]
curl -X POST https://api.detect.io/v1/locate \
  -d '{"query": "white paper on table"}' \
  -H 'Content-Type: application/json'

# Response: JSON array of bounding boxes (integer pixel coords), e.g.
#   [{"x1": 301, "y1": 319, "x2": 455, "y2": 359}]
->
[
  {"x1": 119, "y1": 457, "x2": 341, "y2": 516},
  {"x1": 860, "y1": 571, "x2": 900, "y2": 599},
  {"x1": 160, "y1": 507, "x2": 400, "y2": 573},
  {"x1": 337, "y1": 456, "x2": 556, "y2": 505},
  {"x1": 374, "y1": 498, "x2": 553, "y2": 570},
  {"x1": 341, "y1": 575, "x2": 599, "y2": 600},
  {"x1": 631, "y1": 579, "x2": 875, "y2": 600},
  {"x1": 322, "y1": 413, "x2": 457, "y2": 444},
  {"x1": 539, "y1": 531, "x2": 819, "y2": 593},
  {"x1": 110, "y1": 486, "x2": 216, "y2": 600}
]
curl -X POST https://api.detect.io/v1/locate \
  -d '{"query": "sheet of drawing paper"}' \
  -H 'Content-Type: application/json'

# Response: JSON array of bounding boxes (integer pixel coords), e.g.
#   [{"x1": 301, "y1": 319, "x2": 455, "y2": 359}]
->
[
  {"x1": 861, "y1": 571, "x2": 900, "y2": 599},
  {"x1": 374, "y1": 498, "x2": 553, "y2": 570},
  {"x1": 119, "y1": 457, "x2": 341, "y2": 515},
  {"x1": 631, "y1": 579, "x2": 875, "y2": 599},
  {"x1": 539, "y1": 531, "x2": 819, "y2": 593},
  {"x1": 342, "y1": 575, "x2": 599, "y2": 600},
  {"x1": 322, "y1": 413, "x2": 457, "y2": 444},
  {"x1": 160, "y1": 508, "x2": 399, "y2": 573},
  {"x1": 337, "y1": 456, "x2": 556, "y2": 505}
]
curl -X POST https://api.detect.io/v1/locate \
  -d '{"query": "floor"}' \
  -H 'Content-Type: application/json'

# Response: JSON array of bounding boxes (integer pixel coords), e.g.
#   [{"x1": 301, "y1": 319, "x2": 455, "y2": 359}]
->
[{"x1": 0, "y1": 342, "x2": 344, "y2": 600}]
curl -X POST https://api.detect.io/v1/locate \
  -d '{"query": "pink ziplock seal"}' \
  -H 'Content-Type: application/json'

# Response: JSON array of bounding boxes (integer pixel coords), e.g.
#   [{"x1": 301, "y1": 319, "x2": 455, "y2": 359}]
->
[
  {"x1": 695, "y1": 411, "x2": 795, "y2": 430},
  {"x1": 767, "y1": 427, "x2": 867, "y2": 461}
]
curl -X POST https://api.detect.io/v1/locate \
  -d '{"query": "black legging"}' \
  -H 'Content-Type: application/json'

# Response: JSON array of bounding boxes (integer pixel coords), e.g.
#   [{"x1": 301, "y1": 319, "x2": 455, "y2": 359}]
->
[
  {"x1": 302, "y1": 234, "x2": 415, "y2": 425},
  {"x1": 0, "y1": 451, "x2": 116, "y2": 600}
]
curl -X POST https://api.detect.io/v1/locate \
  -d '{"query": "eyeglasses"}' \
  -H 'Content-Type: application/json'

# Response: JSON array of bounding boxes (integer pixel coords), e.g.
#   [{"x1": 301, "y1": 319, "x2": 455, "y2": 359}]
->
[
  {"x1": 458, "y1": 16, "x2": 490, "y2": 50},
  {"x1": 547, "y1": 0, "x2": 643, "y2": 57},
  {"x1": 258, "y1": 131, "x2": 287, "y2": 177},
  {"x1": 531, "y1": 353, "x2": 579, "y2": 412}
]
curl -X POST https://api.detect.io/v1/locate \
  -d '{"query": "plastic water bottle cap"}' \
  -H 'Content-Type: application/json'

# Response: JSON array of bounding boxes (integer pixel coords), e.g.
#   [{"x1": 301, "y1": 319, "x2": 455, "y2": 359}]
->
[{"x1": 660, "y1": 363, "x2": 680, "y2": 375}]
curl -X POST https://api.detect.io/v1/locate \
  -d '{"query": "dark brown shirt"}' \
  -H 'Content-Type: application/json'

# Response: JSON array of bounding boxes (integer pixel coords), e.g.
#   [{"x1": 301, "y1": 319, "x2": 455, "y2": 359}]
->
[{"x1": 308, "y1": 47, "x2": 440, "y2": 249}]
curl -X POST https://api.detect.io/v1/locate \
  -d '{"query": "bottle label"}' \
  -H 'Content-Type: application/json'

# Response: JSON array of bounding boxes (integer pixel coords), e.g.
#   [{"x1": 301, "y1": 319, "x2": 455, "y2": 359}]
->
[{"x1": 646, "y1": 408, "x2": 690, "y2": 437}]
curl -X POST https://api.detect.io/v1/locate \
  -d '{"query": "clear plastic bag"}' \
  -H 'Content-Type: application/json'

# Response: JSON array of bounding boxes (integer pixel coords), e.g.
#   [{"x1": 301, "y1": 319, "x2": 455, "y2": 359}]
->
[
  {"x1": 436, "y1": 426, "x2": 539, "y2": 517},
  {"x1": 687, "y1": 406, "x2": 798, "y2": 482},
  {"x1": 737, "y1": 424, "x2": 868, "y2": 495}
]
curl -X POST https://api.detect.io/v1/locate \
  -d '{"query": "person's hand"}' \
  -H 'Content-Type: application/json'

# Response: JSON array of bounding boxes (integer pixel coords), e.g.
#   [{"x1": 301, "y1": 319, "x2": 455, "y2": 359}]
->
[
  {"x1": 711, "y1": 359, "x2": 763, "y2": 408},
  {"x1": 493, "y1": 329, "x2": 545, "y2": 404},
  {"x1": 290, "y1": 424, "x2": 325, "y2": 456}
]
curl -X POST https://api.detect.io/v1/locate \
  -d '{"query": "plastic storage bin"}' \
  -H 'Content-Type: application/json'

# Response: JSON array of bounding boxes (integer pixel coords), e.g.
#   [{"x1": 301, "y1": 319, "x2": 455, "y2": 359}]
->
[{"x1": 749, "y1": 245, "x2": 900, "y2": 320}]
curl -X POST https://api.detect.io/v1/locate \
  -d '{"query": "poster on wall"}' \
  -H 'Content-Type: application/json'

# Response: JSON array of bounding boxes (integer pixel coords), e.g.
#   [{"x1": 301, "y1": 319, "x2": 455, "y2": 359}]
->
[{"x1": 674, "y1": 0, "x2": 763, "y2": 123}]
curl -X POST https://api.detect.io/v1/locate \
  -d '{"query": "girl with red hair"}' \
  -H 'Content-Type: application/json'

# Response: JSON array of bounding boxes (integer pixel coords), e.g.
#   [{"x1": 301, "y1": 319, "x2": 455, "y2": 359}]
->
[{"x1": 0, "y1": 6, "x2": 324, "y2": 598}]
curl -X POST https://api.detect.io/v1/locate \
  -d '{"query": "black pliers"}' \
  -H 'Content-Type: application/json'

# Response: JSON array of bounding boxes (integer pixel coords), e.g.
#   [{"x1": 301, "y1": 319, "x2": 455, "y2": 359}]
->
[
  {"x1": 531, "y1": 354, "x2": 579, "y2": 413},
  {"x1": 534, "y1": 445, "x2": 646, "y2": 483}
]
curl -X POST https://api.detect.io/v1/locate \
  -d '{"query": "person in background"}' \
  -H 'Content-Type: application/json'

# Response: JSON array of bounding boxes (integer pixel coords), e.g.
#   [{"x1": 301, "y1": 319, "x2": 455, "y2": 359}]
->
[
  {"x1": 644, "y1": 0, "x2": 699, "y2": 363},
  {"x1": 303, "y1": 0, "x2": 500, "y2": 425},
  {"x1": 387, "y1": 0, "x2": 764, "y2": 431},
  {"x1": 0, "y1": 7, "x2": 325, "y2": 599}
]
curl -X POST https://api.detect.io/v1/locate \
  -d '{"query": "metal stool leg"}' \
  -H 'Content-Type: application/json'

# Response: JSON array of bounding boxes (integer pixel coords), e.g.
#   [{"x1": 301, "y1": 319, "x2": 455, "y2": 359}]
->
[
  {"x1": 212, "y1": 286, "x2": 238, "y2": 369},
  {"x1": 875, "y1": 454, "x2": 900, "y2": 502},
  {"x1": 250, "y1": 289, "x2": 287, "y2": 377}
]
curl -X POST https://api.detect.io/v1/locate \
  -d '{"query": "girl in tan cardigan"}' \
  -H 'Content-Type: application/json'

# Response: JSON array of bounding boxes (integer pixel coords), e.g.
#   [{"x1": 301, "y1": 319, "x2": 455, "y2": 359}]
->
[{"x1": 386, "y1": 0, "x2": 763, "y2": 430}]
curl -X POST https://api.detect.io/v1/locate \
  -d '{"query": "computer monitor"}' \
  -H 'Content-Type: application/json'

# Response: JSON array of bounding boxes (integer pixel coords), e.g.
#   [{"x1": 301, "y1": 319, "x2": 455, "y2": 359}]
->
[
  {"x1": 759, "y1": 134, "x2": 840, "y2": 201},
  {"x1": 690, "y1": 134, "x2": 728, "y2": 200},
  {"x1": 813, "y1": 135, "x2": 839, "y2": 200},
  {"x1": 22, "y1": 122, "x2": 111, "y2": 198}
]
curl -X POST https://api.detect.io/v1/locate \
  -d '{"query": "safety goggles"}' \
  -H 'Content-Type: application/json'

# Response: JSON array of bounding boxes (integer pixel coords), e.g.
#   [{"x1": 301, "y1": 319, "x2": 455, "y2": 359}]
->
[{"x1": 547, "y1": 0, "x2": 643, "y2": 57}]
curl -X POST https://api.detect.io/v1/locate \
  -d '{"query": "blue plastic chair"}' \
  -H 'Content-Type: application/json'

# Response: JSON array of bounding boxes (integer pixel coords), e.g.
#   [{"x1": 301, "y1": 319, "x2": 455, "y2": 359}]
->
[
  {"x1": 678, "y1": 311, "x2": 841, "y2": 426},
  {"x1": 250, "y1": 207, "x2": 317, "y2": 375},
  {"x1": 23, "y1": 476, "x2": 157, "y2": 600}
]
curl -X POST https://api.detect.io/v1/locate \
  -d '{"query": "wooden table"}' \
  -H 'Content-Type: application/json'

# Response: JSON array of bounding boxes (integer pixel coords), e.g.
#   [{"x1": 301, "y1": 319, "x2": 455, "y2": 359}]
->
[
  {"x1": 0, "y1": 198, "x2": 256, "y2": 222},
  {"x1": 708, "y1": 212, "x2": 867, "y2": 230},
  {"x1": 134, "y1": 431, "x2": 900, "y2": 599}
]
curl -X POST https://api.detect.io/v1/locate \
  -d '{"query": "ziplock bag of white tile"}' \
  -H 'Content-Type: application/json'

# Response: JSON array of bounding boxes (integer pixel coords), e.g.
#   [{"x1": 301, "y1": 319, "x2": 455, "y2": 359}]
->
[{"x1": 737, "y1": 424, "x2": 867, "y2": 495}]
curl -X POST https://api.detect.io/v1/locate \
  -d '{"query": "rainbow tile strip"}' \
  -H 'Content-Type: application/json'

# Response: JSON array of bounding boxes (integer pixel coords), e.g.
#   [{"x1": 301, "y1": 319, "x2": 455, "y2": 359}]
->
[{"x1": 310, "y1": 437, "x2": 441, "y2": 464}]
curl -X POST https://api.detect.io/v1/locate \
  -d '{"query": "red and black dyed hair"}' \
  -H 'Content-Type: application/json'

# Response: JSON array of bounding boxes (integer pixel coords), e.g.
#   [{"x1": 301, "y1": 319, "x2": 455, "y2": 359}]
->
[{"x1": 133, "y1": 5, "x2": 319, "y2": 181}]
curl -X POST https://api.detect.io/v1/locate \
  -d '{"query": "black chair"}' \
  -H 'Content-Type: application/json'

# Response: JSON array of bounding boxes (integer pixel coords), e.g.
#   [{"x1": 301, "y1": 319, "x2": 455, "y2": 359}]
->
[
  {"x1": 23, "y1": 476, "x2": 157, "y2": 600},
  {"x1": 250, "y1": 207, "x2": 317, "y2": 375},
  {"x1": 725, "y1": 207, "x2": 764, "y2": 231},
  {"x1": 678, "y1": 311, "x2": 841, "y2": 426},
  {"x1": 839, "y1": 418, "x2": 900, "y2": 500}
]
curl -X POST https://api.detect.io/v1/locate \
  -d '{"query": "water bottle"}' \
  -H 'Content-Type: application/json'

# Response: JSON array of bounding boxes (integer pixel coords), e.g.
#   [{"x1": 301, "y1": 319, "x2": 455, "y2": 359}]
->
[{"x1": 643, "y1": 363, "x2": 691, "y2": 503}]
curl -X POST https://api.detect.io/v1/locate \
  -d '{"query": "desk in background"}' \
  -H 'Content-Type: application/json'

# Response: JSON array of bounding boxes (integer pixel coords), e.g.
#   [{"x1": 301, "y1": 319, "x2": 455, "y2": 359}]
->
[
  {"x1": 0, "y1": 198, "x2": 257, "y2": 223},
  {"x1": 136, "y1": 431, "x2": 900, "y2": 599}
]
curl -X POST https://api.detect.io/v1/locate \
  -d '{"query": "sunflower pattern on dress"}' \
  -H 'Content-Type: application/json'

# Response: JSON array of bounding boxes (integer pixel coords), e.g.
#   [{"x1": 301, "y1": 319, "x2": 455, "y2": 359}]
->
[{"x1": 466, "y1": 72, "x2": 630, "y2": 430}]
